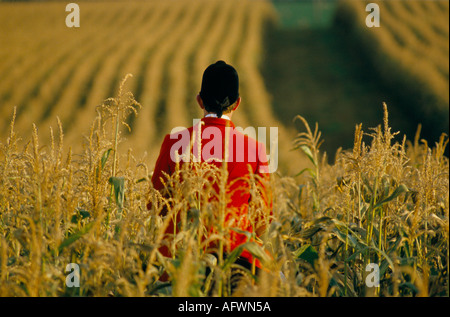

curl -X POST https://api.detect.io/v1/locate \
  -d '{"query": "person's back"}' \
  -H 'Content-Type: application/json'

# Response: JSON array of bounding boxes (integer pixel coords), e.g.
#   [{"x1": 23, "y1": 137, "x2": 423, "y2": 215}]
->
[{"x1": 149, "y1": 60, "x2": 272, "y2": 277}]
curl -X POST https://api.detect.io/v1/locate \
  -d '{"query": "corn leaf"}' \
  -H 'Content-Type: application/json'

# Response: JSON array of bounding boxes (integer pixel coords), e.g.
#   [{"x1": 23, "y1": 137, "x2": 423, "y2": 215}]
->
[
  {"x1": 299, "y1": 145, "x2": 317, "y2": 167},
  {"x1": 374, "y1": 184, "x2": 409, "y2": 209},
  {"x1": 221, "y1": 244, "x2": 245, "y2": 271},
  {"x1": 58, "y1": 222, "x2": 94, "y2": 253},
  {"x1": 293, "y1": 244, "x2": 318, "y2": 267},
  {"x1": 243, "y1": 242, "x2": 271, "y2": 265},
  {"x1": 101, "y1": 148, "x2": 113, "y2": 170},
  {"x1": 109, "y1": 176, "x2": 125, "y2": 209}
]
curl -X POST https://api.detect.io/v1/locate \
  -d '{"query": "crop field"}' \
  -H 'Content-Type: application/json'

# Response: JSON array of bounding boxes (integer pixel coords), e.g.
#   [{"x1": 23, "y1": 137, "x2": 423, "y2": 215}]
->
[
  {"x1": 334, "y1": 0, "x2": 449, "y2": 142},
  {"x1": 0, "y1": 0, "x2": 448, "y2": 298},
  {"x1": 0, "y1": 0, "x2": 305, "y2": 173}
]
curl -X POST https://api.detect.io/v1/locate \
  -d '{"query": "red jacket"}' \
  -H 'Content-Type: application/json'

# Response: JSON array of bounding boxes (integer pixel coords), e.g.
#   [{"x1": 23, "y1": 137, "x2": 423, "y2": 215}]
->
[{"x1": 149, "y1": 117, "x2": 272, "y2": 269}]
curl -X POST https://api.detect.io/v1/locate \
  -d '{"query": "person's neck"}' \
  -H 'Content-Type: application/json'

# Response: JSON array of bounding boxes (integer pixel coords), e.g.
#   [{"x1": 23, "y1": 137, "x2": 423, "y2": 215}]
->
[{"x1": 203, "y1": 112, "x2": 232, "y2": 120}]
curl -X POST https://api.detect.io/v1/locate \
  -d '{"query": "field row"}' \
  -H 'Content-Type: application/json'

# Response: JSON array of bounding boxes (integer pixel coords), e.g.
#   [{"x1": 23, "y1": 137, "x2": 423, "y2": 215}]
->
[
  {"x1": 381, "y1": 0, "x2": 449, "y2": 91},
  {"x1": 0, "y1": 0, "x2": 304, "y2": 173},
  {"x1": 334, "y1": 0, "x2": 449, "y2": 140}
]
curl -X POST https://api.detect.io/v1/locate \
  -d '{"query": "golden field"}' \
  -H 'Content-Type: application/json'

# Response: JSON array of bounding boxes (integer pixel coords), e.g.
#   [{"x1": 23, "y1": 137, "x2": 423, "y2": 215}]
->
[
  {"x1": 0, "y1": 0, "x2": 448, "y2": 297},
  {"x1": 0, "y1": 0, "x2": 303, "y2": 173}
]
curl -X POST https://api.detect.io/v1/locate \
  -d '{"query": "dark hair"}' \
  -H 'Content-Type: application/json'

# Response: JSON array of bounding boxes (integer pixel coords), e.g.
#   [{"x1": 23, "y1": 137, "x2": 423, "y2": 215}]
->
[{"x1": 199, "y1": 60, "x2": 239, "y2": 118}]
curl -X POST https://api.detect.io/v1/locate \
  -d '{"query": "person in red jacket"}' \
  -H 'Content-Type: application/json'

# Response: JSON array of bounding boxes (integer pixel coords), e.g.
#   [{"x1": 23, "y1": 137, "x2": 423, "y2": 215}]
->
[{"x1": 148, "y1": 60, "x2": 272, "y2": 281}]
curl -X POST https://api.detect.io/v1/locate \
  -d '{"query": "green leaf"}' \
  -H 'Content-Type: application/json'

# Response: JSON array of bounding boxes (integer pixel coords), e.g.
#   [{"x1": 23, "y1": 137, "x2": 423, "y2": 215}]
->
[
  {"x1": 387, "y1": 235, "x2": 403, "y2": 255},
  {"x1": 300, "y1": 145, "x2": 317, "y2": 167},
  {"x1": 346, "y1": 246, "x2": 369, "y2": 262},
  {"x1": 298, "y1": 184, "x2": 305, "y2": 199},
  {"x1": 96, "y1": 148, "x2": 113, "y2": 179},
  {"x1": 379, "y1": 258, "x2": 391, "y2": 277},
  {"x1": 79, "y1": 209, "x2": 91, "y2": 219},
  {"x1": 294, "y1": 167, "x2": 316, "y2": 178},
  {"x1": 374, "y1": 184, "x2": 409, "y2": 209},
  {"x1": 331, "y1": 219, "x2": 368, "y2": 251},
  {"x1": 334, "y1": 227, "x2": 359, "y2": 249},
  {"x1": 243, "y1": 242, "x2": 271, "y2": 265},
  {"x1": 101, "y1": 148, "x2": 113, "y2": 170},
  {"x1": 221, "y1": 242, "x2": 270, "y2": 271},
  {"x1": 230, "y1": 227, "x2": 253, "y2": 241},
  {"x1": 311, "y1": 216, "x2": 332, "y2": 225},
  {"x1": 369, "y1": 244, "x2": 395, "y2": 269},
  {"x1": 399, "y1": 282, "x2": 419, "y2": 295},
  {"x1": 293, "y1": 244, "x2": 318, "y2": 267},
  {"x1": 136, "y1": 177, "x2": 147, "y2": 184},
  {"x1": 70, "y1": 209, "x2": 91, "y2": 223},
  {"x1": 221, "y1": 244, "x2": 245, "y2": 271},
  {"x1": 109, "y1": 176, "x2": 125, "y2": 209},
  {"x1": 148, "y1": 281, "x2": 172, "y2": 296},
  {"x1": 70, "y1": 215, "x2": 78, "y2": 224},
  {"x1": 58, "y1": 222, "x2": 94, "y2": 253}
]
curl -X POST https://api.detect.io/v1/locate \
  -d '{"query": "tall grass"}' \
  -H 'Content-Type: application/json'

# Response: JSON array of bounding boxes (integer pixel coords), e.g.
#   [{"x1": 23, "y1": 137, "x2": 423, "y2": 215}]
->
[{"x1": 0, "y1": 76, "x2": 447, "y2": 297}]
